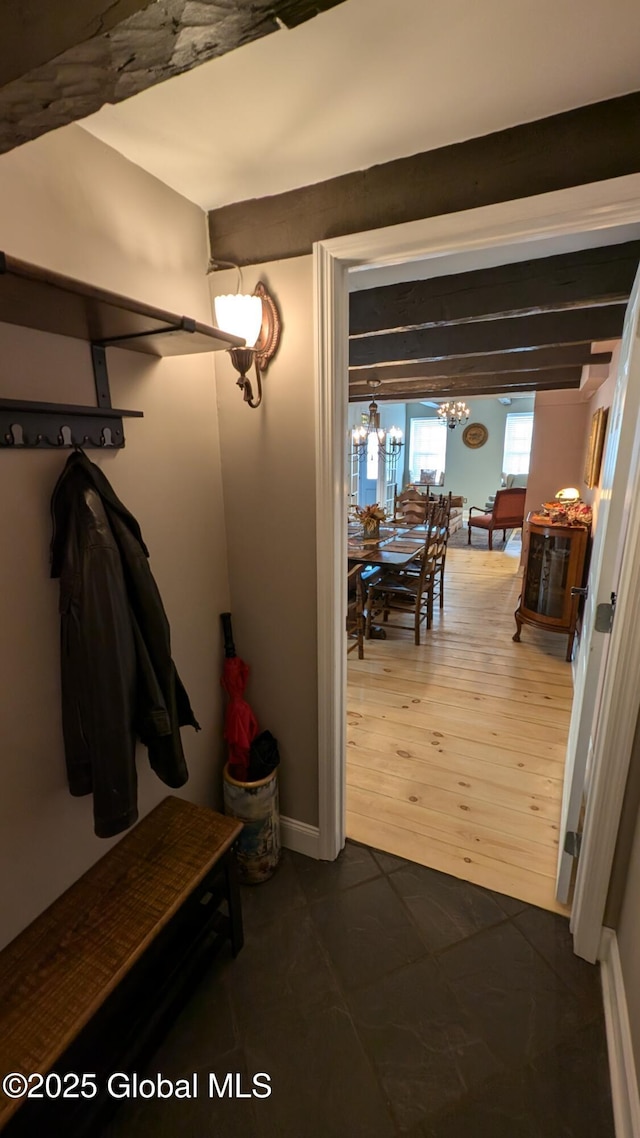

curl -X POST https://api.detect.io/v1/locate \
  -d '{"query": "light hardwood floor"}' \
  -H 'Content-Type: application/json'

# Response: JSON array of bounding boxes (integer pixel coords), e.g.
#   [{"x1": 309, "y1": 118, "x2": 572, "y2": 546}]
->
[{"x1": 346, "y1": 535, "x2": 572, "y2": 914}]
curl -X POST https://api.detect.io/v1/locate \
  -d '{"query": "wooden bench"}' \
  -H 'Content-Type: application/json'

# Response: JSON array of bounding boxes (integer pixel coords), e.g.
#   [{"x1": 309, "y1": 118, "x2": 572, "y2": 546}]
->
[{"x1": 0, "y1": 796, "x2": 243, "y2": 1137}]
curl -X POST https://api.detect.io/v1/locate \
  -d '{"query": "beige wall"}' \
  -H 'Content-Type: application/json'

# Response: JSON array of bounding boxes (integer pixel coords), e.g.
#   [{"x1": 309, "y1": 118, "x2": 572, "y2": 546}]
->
[
  {"x1": 522, "y1": 351, "x2": 620, "y2": 562},
  {"x1": 580, "y1": 345, "x2": 620, "y2": 530},
  {"x1": 524, "y1": 389, "x2": 590, "y2": 519},
  {"x1": 0, "y1": 125, "x2": 230, "y2": 947},
  {"x1": 212, "y1": 258, "x2": 319, "y2": 827},
  {"x1": 521, "y1": 389, "x2": 589, "y2": 565}
]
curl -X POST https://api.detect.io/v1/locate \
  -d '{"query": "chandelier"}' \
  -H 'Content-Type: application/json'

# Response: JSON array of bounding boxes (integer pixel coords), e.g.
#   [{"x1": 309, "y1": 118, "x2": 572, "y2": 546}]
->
[
  {"x1": 438, "y1": 401, "x2": 470, "y2": 429},
  {"x1": 351, "y1": 396, "x2": 404, "y2": 465}
]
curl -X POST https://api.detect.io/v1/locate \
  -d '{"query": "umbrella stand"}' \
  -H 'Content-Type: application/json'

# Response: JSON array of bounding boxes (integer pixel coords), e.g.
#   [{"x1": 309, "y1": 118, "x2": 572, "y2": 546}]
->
[{"x1": 220, "y1": 612, "x2": 281, "y2": 883}]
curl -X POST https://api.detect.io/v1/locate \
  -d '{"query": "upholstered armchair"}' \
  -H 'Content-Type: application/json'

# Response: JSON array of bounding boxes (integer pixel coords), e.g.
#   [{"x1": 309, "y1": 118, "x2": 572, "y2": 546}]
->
[{"x1": 467, "y1": 487, "x2": 526, "y2": 550}]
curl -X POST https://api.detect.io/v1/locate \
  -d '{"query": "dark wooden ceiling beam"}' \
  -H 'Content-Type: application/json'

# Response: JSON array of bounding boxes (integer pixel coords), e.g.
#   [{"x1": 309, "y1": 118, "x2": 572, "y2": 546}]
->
[
  {"x1": 346, "y1": 366, "x2": 580, "y2": 402},
  {"x1": 0, "y1": 0, "x2": 348, "y2": 155},
  {"x1": 358, "y1": 374, "x2": 583, "y2": 403},
  {"x1": 349, "y1": 347, "x2": 612, "y2": 383},
  {"x1": 208, "y1": 93, "x2": 640, "y2": 267},
  {"x1": 346, "y1": 368, "x2": 580, "y2": 396},
  {"x1": 0, "y1": 0, "x2": 149, "y2": 88},
  {"x1": 349, "y1": 305, "x2": 626, "y2": 368},
  {"x1": 349, "y1": 242, "x2": 640, "y2": 336}
]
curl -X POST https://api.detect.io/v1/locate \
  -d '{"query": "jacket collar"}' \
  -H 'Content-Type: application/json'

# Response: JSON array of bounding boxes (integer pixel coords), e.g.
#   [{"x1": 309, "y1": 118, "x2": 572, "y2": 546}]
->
[{"x1": 50, "y1": 451, "x2": 149, "y2": 576}]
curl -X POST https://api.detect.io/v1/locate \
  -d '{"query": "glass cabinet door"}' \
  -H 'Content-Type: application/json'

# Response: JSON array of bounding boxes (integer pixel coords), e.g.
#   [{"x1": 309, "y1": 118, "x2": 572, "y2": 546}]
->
[{"x1": 523, "y1": 531, "x2": 572, "y2": 619}]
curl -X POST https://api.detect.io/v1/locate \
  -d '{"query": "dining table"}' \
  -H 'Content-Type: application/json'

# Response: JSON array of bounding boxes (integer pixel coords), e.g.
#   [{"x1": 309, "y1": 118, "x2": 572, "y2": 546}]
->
[{"x1": 347, "y1": 522, "x2": 427, "y2": 568}]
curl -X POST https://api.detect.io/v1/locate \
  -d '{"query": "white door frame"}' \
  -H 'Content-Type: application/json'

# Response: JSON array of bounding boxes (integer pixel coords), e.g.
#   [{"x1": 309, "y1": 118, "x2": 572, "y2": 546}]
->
[{"x1": 313, "y1": 174, "x2": 640, "y2": 956}]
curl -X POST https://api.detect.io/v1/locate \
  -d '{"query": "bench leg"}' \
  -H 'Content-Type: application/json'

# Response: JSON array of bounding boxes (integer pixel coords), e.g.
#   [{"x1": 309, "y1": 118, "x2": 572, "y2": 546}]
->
[{"x1": 223, "y1": 846, "x2": 244, "y2": 956}]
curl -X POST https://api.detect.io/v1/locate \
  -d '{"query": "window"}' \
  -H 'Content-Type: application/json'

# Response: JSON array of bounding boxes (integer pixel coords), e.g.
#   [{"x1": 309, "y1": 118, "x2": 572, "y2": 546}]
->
[
  {"x1": 502, "y1": 412, "x2": 534, "y2": 475},
  {"x1": 408, "y1": 418, "x2": 447, "y2": 484}
]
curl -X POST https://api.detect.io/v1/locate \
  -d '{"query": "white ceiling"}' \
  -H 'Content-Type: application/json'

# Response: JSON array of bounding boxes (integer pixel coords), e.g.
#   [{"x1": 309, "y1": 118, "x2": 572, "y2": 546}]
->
[{"x1": 80, "y1": 0, "x2": 640, "y2": 211}]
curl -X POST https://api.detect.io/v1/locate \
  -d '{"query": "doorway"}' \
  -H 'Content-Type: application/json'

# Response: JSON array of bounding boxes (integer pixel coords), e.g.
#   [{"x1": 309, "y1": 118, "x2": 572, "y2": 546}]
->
[{"x1": 314, "y1": 174, "x2": 640, "y2": 958}]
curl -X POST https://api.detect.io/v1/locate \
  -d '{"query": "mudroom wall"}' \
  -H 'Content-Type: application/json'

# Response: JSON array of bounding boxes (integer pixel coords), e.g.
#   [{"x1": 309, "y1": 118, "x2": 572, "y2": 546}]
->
[{"x1": 0, "y1": 125, "x2": 230, "y2": 948}]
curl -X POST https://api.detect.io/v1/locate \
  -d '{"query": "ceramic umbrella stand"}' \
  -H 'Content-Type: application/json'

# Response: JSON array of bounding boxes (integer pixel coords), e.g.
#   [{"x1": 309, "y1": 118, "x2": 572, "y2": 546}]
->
[
  {"x1": 219, "y1": 612, "x2": 281, "y2": 884},
  {"x1": 222, "y1": 762, "x2": 280, "y2": 884}
]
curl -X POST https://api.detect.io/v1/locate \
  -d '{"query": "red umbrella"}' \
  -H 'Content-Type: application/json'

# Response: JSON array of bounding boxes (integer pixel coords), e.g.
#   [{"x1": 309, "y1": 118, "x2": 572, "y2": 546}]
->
[{"x1": 220, "y1": 613, "x2": 259, "y2": 780}]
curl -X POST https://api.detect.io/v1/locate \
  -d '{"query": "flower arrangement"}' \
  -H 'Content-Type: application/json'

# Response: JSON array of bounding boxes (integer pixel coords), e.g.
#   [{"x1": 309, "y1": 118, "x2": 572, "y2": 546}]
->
[
  {"x1": 538, "y1": 500, "x2": 593, "y2": 527},
  {"x1": 353, "y1": 503, "x2": 387, "y2": 536}
]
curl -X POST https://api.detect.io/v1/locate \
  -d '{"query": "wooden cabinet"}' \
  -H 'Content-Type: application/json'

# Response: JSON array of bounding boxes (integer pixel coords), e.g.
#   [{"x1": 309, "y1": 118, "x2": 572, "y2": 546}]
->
[{"x1": 514, "y1": 514, "x2": 589, "y2": 661}]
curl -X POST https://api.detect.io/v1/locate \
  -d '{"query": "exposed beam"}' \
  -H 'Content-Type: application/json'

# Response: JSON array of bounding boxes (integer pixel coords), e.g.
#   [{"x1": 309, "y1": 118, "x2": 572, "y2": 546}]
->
[
  {"x1": 349, "y1": 367, "x2": 584, "y2": 397},
  {"x1": 358, "y1": 375, "x2": 583, "y2": 403},
  {"x1": 0, "y1": 0, "x2": 348, "y2": 155},
  {"x1": 208, "y1": 93, "x2": 640, "y2": 267},
  {"x1": 0, "y1": 0, "x2": 149, "y2": 88},
  {"x1": 349, "y1": 347, "x2": 613, "y2": 383},
  {"x1": 349, "y1": 243, "x2": 640, "y2": 336},
  {"x1": 349, "y1": 306, "x2": 626, "y2": 368}
]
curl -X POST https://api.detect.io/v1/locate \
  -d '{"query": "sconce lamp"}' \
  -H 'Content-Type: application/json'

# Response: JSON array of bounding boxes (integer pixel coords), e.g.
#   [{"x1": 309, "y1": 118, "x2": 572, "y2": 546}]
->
[
  {"x1": 214, "y1": 282, "x2": 281, "y2": 409},
  {"x1": 555, "y1": 487, "x2": 581, "y2": 502}
]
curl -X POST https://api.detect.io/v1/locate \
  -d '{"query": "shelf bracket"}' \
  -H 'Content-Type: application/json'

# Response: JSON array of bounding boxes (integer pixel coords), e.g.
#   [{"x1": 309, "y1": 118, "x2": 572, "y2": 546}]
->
[
  {"x1": 91, "y1": 344, "x2": 112, "y2": 409},
  {"x1": 0, "y1": 245, "x2": 242, "y2": 449}
]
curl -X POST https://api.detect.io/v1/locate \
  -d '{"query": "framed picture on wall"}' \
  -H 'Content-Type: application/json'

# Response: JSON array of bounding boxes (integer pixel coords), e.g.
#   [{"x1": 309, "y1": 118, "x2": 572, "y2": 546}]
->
[{"x1": 584, "y1": 406, "x2": 609, "y2": 489}]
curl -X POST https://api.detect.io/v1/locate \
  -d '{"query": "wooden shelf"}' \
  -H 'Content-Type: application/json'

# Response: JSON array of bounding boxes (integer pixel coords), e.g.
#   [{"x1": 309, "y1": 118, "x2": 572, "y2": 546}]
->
[
  {"x1": 0, "y1": 397, "x2": 143, "y2": 419},
  {"x1": 0, "y1": 252, "x2": 244, "y2": 356},
  {"x1": 0, "y1": 251, "x2": 243, "y2": 448}
]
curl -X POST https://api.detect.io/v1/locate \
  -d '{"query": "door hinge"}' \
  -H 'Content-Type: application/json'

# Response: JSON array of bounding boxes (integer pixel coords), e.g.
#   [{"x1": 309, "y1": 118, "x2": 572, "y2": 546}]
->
[
  {"x1": 564, "y1": 831, "x2": 582, "y2": 858},
  {"x1": 595, "y1": 591, "x2": 617, "y2": 634}
]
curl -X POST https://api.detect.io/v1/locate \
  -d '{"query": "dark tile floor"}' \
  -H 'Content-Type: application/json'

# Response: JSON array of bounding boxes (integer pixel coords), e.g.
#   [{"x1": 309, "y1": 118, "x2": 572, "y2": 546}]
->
[{"x1": 102, "y1": 843, "x2": 614, "y2": 1138}]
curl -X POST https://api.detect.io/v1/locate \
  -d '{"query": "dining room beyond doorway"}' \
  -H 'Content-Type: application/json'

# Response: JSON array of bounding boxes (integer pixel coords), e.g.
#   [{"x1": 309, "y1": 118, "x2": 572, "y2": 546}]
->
[{"x1": 346, "y1": 532, "x2": 572, "y2": 915}]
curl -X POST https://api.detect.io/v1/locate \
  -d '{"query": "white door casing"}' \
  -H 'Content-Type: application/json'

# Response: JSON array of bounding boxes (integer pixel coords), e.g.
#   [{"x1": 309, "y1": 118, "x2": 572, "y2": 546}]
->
[
  {"x1": 571, "y1": 268, "x2": 640, "y2": 962},
  {"x1": 314, "y1": 176, "x2": 640, "y2": 957},
  {"x1": 557, "y1": 266, "x2": 640, "y2": 904}
]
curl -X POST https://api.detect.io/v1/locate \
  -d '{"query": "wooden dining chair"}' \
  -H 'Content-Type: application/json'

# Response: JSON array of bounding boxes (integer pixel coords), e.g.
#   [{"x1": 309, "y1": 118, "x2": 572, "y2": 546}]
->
[
  {"x1": 393, "y1": 485, "x2": 428, "y2": 525},
  {"x1": 431, "y1": 494, "x2": 451, "y2": 609},
  {"x1": 346, "y1": 564, "x2": 365, "y2": 659},
  {"x1": 365, "y1": 512, "x2": 439, "y2": 645},
  {"x1": 400, "y1": 498, "x2": 449, "y2": 612}
]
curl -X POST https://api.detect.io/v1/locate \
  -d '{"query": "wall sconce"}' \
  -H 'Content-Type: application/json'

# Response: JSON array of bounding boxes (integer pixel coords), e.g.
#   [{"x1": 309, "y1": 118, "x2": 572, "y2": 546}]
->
[
  {"x1": 214, "y1": 282, "x2": 281, "y2": 409},
  {"x1": 555, "y1": 487, "x2": 581, "y2": 502}
]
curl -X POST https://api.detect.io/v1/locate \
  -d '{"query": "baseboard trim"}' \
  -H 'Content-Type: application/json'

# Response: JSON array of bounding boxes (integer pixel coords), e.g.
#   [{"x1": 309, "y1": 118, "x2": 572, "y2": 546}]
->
[
  {"x1": 600, "y1": 928, "x2": 640, "y2": 1138},
  {"x1": 280, "y1": 816, "x2": 321, "y2": 859}
]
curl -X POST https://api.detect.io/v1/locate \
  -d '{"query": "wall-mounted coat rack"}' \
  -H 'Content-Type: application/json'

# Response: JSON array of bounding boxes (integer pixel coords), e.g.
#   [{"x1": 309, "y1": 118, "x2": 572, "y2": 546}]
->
[{"x1": 0, "y1": 252, "x2": 244, "y2": 448}]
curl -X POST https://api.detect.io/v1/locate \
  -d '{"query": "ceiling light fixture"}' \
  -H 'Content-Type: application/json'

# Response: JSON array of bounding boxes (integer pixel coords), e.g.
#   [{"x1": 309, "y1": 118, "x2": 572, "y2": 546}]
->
[
  {"x1": 351, "y1": 382, "x2": 404, "y2": 468},
  {"x1": 438, "y1": 401, "x2": 470, "y2": 429},
  {"x1": 213, "y1": 281, "x2": 281, "y2": 409}
]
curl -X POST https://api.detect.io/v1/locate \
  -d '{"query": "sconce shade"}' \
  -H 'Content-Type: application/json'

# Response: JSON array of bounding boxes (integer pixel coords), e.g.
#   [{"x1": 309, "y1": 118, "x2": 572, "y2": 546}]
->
[
  {"x1": 555, "y1": 487, "x2": 581, "y2": 502},
  {"x1": 214, "y1": 293, "x2": 263, "y2": 348},
  {"x1": 212, "y1": 281, "x2": 281, "y2": 409}
]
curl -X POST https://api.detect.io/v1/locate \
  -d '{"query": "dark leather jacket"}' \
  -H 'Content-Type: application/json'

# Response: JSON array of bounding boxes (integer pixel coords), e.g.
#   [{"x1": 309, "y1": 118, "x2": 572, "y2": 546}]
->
[{"x1": 50, "y1": 452, "x2": 199, "y2": 838}]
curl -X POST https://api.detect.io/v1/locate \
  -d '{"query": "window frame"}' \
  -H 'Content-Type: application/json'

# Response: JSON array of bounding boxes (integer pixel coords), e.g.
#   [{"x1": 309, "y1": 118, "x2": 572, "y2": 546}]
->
[
  {"x1": 502, "y1": 411, "x2": 534, "y2": 476},
  {"x1": 408, "y1": 416, "x2": 447, "y2": 484}
]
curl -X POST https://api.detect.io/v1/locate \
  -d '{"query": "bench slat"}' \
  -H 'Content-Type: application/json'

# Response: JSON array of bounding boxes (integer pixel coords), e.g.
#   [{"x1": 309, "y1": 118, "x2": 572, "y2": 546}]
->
[{"x1": 0, "y1": 796, "x2": 242, "y2": 1126}]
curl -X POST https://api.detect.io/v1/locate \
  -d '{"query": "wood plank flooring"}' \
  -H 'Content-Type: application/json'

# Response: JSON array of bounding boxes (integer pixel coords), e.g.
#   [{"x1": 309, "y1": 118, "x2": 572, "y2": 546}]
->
[{"x1": 346, "y1": 537, "x2": 572, "y2": 914}]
